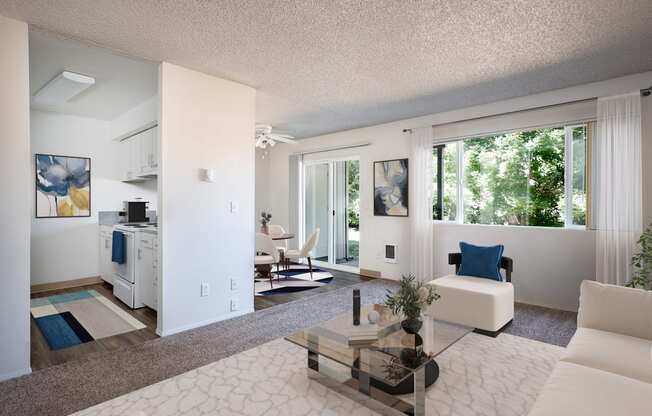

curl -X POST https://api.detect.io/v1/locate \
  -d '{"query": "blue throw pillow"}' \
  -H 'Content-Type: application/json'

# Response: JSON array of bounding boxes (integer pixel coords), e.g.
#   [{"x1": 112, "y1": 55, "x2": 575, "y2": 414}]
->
[{"x1": 457, "y1": 242, "x2": 504, "y2": 281}]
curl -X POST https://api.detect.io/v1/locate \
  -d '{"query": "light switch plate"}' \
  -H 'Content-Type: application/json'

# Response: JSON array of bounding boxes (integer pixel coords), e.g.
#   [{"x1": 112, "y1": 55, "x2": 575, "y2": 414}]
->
[
  {"x1": 230, "y1": 278, "x2": 238, "y2": 291},
  {"x1": 230, "y1": 201, "x2": 239, "y2": 213},
  {"x1": 200, "y1": 282, "x2": 210, "y2": 297},
  {"x1": 230, "y1": 299, "x2": 238, "y2": 311}
]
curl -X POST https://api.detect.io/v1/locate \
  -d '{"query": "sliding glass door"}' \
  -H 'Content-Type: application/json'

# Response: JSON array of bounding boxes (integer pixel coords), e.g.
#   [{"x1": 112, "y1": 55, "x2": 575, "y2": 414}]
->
[{"x1": 303, "y1": 158, "x2": 359, "y2": 271}]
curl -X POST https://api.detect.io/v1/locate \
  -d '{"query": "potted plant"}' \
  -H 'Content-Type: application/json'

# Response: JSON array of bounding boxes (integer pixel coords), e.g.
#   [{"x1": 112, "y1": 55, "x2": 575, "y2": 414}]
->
[
  {"x1": 384, "y1": 275, "x2": 440, "y2": 334},
  {"x1": 259, "y1": 211, "x2": 272, "y2": 234},
  {"x1": 627, "y1": 223, "x2": 652, "y2": 290}
]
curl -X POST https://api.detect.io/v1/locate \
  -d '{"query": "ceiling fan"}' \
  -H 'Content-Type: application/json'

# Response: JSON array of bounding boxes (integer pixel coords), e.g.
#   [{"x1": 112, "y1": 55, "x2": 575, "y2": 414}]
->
[{"x1": 255, "y1": 124, "x2": 296, "y2": 148}]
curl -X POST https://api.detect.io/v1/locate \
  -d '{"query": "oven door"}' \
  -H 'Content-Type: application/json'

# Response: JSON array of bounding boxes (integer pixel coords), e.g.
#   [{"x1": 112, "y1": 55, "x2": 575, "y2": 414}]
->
[
  {"x1": 113, "y1": 276, "x2": 135, "y2": 308},
  {"x1": 113, "y1": 231, "x2": 135, "y2": 283}
]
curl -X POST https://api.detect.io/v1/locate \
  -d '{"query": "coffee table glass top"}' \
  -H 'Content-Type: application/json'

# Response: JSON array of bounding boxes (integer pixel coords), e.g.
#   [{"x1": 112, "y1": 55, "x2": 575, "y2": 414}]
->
[{"x1": 285, "y1": 304, "x2": 472, "y2": 388}]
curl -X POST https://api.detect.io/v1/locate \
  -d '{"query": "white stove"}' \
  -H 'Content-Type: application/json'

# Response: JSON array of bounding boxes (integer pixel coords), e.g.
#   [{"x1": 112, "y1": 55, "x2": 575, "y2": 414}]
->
[{"x1": 112, "y1": 223, "x2": 157, "y2": 308}]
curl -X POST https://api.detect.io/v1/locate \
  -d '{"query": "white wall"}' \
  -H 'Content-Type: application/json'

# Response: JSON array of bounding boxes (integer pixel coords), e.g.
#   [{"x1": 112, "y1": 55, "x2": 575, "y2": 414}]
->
[
  {"x1": 159, "y1": 62, "x2": 256, "y2": 336},
  {"x1": 30, "y1": 110, "x2": 157, "y2": 285},
  {"x1": 434, "y1": 224, "x2": 595, "y2": 311},
  {"x1": 254, "y1": 148, "x2": 270, "y2": 225},
  {"x1": 0, "y1": 15, "x2": 31, "y2": 381},
  {"x1": 109, "y1": 95, "x2": 158, "y2": 139},
  {"x1": 260, "y1": 71, "x2": 652, "y2": 311}
]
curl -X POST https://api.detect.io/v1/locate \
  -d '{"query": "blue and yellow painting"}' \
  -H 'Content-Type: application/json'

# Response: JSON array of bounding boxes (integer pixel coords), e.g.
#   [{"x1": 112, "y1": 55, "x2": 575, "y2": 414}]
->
[{"x1": 35, "y1": 154, "x2": 91, "y2": 218}]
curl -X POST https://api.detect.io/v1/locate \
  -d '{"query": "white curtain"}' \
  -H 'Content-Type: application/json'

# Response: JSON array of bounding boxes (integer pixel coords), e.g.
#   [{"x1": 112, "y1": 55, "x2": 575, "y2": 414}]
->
[
  {"x1": 594, "y1": 93, "x2": 642, "y2": 285},
  {"x1": 409, "y1": 127, "x2": 434, "y2": 281},
  {"x1": 288, "y1": 154, "x2": 303, "y2": 250}
]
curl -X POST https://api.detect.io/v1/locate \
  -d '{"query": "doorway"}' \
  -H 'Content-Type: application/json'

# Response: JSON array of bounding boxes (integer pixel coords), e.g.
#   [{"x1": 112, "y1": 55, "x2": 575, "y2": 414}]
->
[{"x1": 303, "y1": 157, "x2": 360, "y2": 272}]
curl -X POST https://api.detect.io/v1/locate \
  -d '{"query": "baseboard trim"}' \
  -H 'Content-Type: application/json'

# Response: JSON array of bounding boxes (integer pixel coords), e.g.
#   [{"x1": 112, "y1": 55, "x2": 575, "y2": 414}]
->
[
  {"x1": 31, "y1": 276, "x2": 104, "y2": 294},
  {"x1": 359, "y1": 268, "x2": 381, "y2": 279},
  {"x1": 0, "y1": 366, "x2": 31, "y2": 382},
  {"x1": 158, "y1": 308, "x2": 252, "y2": 337}
]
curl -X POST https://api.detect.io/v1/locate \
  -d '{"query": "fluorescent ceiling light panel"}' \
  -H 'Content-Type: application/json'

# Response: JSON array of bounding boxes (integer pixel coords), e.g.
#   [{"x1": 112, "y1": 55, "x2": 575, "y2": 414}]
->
[{"x1": 33, "y1": 71, "x2": 95, "y2": 105}]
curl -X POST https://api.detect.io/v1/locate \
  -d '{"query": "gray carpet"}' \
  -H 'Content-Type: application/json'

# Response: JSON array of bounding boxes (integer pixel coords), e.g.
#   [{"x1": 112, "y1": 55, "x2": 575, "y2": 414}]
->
[
  {"x1": 0, "y1": 279, "x2": 576, "y2": 416},
  {"x1": 506, "y1": 302, "x2": 577, "y2": 347}
]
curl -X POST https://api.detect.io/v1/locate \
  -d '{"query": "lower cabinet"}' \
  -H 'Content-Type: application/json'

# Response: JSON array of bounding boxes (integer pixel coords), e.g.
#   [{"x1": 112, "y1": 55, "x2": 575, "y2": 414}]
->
[
  {"x1": 137, "y1": 232, "x2": 158, "y2": 311},
  {"x1": 99, "y1": 227, "x2": 114, "y2": 284}
]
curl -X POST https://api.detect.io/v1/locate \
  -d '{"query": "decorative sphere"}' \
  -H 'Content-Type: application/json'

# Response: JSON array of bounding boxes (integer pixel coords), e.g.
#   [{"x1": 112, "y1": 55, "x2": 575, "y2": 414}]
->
[{"x1": 367, "y1": 310, "x2": 380, "y2": 324}]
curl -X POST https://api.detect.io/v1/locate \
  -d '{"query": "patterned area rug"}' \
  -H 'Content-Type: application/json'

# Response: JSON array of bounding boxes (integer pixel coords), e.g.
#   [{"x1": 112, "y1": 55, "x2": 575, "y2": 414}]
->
[
  {"x1": 255, "y1": 264, "x2": 333, "y2": 296},
  {"x1": 72, "y1": 332, "x2": 563, "y2": 416},
  {"x1": 30, "y1": 290, "x2": 146, "y2": 351}
]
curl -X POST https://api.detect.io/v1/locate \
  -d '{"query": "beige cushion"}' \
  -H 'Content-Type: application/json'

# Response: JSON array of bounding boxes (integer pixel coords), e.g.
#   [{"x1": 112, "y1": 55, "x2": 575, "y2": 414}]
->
[
  {"x1": 254, "y1": 255, "x2": 275, "y2": 265},
  {"x1": 528, "y1": 361, "x2": 652, "y2": 416},
  {"x1": 578, "y1": 280, "x2": 652, "y2": 341},
  {"x1": 425, "y1": 275, "x2": 514, "y2": 332},
  {"x1": 562, "y1": 327, "x2": 652, "y2": 383}
]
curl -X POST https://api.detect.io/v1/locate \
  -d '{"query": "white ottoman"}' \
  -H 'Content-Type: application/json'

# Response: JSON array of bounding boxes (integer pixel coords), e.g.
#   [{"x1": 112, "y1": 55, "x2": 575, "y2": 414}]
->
[{"x1": 425, "y1": 275, "x2": 514, "y2": 334}]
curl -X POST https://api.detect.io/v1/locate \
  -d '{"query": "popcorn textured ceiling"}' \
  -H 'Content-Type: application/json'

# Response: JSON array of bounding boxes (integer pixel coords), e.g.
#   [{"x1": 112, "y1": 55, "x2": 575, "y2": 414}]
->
[{"x1": 2, "y1": 0, "x2": 651, "y2": 138}]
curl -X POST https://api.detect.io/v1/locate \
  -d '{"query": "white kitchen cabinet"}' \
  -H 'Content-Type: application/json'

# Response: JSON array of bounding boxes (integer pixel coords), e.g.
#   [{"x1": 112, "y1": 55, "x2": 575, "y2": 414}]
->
[
  {"x1": 120, "y1": 136, "x2": 144, "y2": 182},
  {"x1": 99, "y1": 226, "x2": 114, "y2": 284},
  {"x1": 120, "y1": 125, "x2": 158, "y2": 182},
  {"x1": 137, "y1": 232, "x2": 158, "y2": 311},
  {"x1": 139, "y1": 126, "x2": 158, "y2": 176}
]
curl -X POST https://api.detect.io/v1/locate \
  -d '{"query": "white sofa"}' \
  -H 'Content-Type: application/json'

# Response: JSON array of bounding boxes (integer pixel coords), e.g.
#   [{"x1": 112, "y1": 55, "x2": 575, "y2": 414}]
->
[{"x1": 528, "y1": 280, "x2": 652, "y2": 416}]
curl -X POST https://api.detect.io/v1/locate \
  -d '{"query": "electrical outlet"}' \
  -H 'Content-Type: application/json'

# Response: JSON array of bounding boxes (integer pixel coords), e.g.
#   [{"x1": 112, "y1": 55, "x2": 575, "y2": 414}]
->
[
  {"x1": 230, "y1": 299, "x2": 239, "y2": 311},
  {"x1": 200, "y1": 282, "x2": 210, "y2": 297},
  {"x1": 230, "y1": 278, "x2": 238, "y2": 291}
]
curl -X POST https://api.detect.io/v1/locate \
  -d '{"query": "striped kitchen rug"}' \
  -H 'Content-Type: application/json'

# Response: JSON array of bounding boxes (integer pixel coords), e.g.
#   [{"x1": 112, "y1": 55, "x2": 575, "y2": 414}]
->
[{"x1": 30, "y1": 290, "x2": 146, "y2": 351}]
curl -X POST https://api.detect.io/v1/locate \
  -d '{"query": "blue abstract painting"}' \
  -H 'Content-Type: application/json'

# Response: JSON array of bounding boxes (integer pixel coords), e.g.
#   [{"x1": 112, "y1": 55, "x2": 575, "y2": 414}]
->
[
  {"x1": 35, "y1": 154, "x2": 91, "y2": 218},
  {"x1": 374, "y1": 158, "x2": 408, "y2": 216}
]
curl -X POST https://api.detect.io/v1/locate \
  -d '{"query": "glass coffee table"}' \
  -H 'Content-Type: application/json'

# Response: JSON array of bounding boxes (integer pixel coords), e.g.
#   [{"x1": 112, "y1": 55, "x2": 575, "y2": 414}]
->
[{"x1": 285, "y1": 305, "x2": 472, "y2": 416}]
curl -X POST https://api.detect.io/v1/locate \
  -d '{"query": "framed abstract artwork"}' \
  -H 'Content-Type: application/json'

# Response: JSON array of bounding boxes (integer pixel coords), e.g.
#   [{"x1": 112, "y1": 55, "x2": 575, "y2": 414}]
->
[
  {"x1": 374, "y1": 158, "x2": 408, "y2": 217},
  {"x1": 35, "y1": 154, "x2": 91, "y2": 218}
]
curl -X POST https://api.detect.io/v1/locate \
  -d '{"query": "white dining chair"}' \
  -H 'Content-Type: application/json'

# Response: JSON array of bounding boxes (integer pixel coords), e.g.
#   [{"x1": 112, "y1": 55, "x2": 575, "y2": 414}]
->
[
  {"x1": 267, "y1": 224, "x2": 288, "y2": 260},
  {"x1": 284, "y1": 228, "x2": 320, "y2": 279},
  {"x1": 255, "y1": 233, "x2": 281, "y2": 288}
]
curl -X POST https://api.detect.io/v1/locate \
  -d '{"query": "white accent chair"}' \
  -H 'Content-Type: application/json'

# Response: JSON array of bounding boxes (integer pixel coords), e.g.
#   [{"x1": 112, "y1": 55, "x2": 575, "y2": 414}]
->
[
  {"x1": 425, "y1": 253, "x2": 514, "y2": 335},
  {"x1": 255, "y1": 233, "x2": 280, "y2": 288},
  {"x1": 528, "y1": 280, "x2": 652, "y2": 416},
  {"x1": 284, "y1": 229, "x2": 320, "y2": 279},
  {"x1": 268, "y1": 224, "x2": 288, "y2": 265}
]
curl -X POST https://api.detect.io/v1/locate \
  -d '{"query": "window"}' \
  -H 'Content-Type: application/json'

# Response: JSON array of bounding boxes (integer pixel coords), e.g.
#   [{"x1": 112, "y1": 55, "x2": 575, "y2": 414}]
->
[
  {"x1": 433, "y1": 124, "x2": 589, "y2": 228},
  {"x1": 432, "y1": 142, "x2": 458, "y2": 221}
]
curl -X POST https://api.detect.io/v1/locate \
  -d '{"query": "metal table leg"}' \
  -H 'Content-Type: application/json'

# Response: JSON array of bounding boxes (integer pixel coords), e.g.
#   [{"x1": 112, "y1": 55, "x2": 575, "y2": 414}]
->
[
  {"x1": 308, "y1": 350, "x2": 319, "y2": 372},
  {"x1": 413, "y1": 366, "x2": 426, "y2": 416}
]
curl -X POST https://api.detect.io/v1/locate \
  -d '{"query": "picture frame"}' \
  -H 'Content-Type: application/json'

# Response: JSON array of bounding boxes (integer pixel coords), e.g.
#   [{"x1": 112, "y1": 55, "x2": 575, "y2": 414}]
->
[
  {"x1": 373, "y1": 158, "x2": 408, "y2": 217},
  {"x1": 35, "y1": 154, "x2": 91, "y2": 218}
]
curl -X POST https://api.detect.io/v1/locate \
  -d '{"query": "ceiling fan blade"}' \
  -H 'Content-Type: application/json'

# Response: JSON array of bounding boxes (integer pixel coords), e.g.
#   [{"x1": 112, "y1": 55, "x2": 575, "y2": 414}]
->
[
  {"x1": 271, "y1": 133, "x2": 294, "y2": 139},
  {"x1": 271, "y1": 136, "x2": 297, "y2": 144}
]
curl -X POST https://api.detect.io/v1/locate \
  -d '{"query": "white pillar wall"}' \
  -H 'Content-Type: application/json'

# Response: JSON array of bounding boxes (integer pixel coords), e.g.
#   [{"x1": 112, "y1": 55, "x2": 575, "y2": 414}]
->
[
  {"x1": 0, "y1": 15, "x2": 31, "y2": 381},
  {"x1": 158, "y1": 62, "x2": 256, "y2": 336}
]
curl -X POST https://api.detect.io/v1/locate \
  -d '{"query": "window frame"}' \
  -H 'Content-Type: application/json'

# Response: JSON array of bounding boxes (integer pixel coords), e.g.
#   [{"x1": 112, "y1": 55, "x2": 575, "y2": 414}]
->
[{"x1": 433, "y1": 122, "x2": 591, "y2": 229}]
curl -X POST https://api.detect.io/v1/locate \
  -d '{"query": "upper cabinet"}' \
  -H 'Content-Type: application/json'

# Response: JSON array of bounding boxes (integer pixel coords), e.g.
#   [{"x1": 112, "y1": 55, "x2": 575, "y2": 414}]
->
[
  {"x1": 139, "y1": 127, "x2": 158, "y2": 176},
  {"x1": 121, "y1": 126, "x2": 158, "y2": 182}
]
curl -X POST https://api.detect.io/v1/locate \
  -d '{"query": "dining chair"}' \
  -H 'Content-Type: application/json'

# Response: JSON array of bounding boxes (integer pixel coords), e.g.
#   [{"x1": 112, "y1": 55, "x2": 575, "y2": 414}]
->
[
  {"x1": 255, "y1": 233, "x2": 281, "y2": 288},
  {"x1": 284, "y1": 228, "x2": 320, "y2": 279},
  {"x1": 267, "y1": 224, "x2": 288, "y2": 264}
]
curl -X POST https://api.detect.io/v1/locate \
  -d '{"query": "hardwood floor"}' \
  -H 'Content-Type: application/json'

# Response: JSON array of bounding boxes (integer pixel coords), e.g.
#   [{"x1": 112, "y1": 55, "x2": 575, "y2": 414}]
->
[
  {"x1": 254, "y1": 266, "x2": 371, "y2": 310},
  {"x1": 30, "y1": 282, "x2": 158, "y2": 371},
  {"x1": 31, "y1": 267, "x2": 365, "y2": 370}
]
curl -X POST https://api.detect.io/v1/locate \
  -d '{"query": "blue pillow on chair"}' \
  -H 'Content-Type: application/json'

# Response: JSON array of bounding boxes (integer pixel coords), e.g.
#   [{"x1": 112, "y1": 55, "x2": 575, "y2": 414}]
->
[{"x1": 457, "y1": 242, "x2": 504, "y2": 281}]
